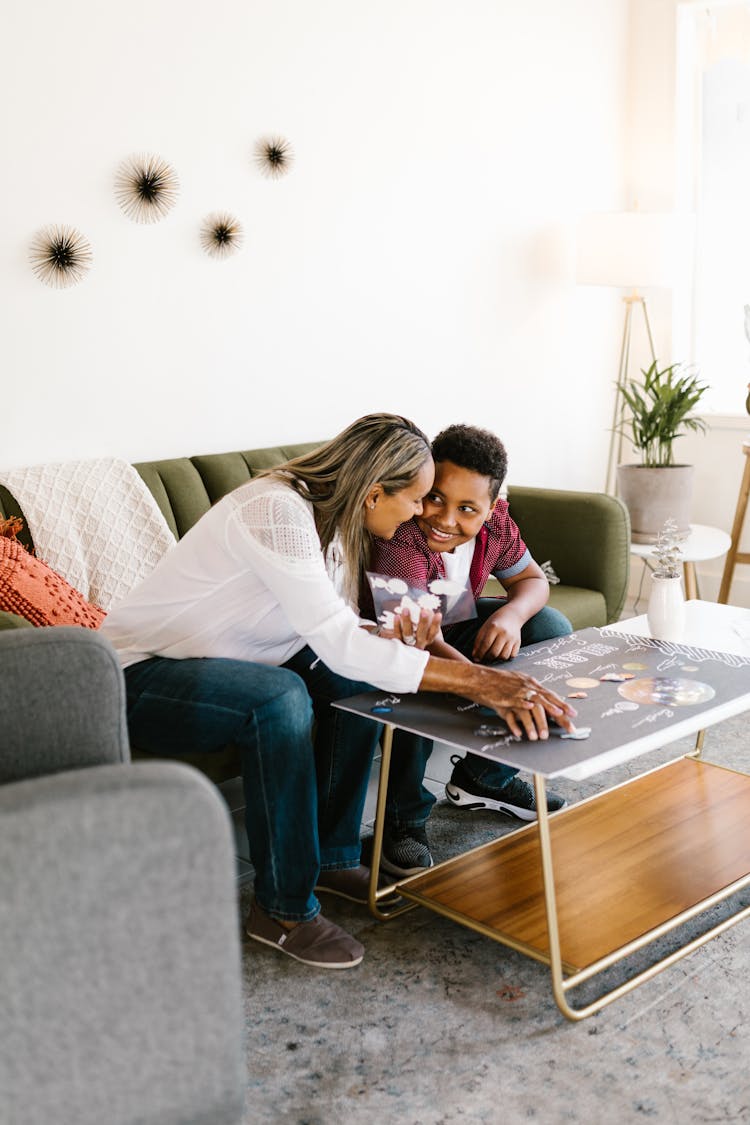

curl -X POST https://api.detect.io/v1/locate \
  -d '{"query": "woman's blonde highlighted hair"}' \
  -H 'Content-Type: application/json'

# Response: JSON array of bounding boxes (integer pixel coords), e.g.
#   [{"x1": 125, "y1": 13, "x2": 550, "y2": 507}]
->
[{"x1": 267, "y1": 413, "x2": 431, "y2": 603}]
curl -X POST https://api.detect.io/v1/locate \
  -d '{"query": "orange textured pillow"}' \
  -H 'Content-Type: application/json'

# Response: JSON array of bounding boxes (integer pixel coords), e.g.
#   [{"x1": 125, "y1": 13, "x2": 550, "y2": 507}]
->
[{"x1": 0, "y1": 534, "x2": 106, "y2": 629}]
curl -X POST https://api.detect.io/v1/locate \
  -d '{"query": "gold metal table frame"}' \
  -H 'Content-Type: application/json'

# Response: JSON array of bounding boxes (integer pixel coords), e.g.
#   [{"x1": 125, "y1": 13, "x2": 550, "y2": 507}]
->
[{"x1": 359, "y1": 678, "x2": 750, "y2": 1022}]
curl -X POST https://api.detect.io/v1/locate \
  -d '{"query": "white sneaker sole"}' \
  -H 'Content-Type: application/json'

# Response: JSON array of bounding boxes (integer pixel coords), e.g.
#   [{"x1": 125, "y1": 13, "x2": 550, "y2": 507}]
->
[
  {"x1": 379, "y1": 852, "x2": 434, "y2": 878},
  {"x1": 445, "y1": 782, "x2": 555, "y2": 822}
]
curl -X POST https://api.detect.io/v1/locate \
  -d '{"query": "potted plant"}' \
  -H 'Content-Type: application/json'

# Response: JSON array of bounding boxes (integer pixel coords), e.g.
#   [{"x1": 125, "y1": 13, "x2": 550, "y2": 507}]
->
[{"x1": 614, "y1": 360, "x2": 709, "y2": 543}]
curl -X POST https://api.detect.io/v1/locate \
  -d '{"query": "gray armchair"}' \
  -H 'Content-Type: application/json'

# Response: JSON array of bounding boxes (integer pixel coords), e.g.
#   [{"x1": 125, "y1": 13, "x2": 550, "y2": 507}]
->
[
  {"x1": 0, "y1": 625, "x2": 129, "y2": 783},
  {"x1": 0, "y1": 627, "x2": 245, "y2": 1125}
]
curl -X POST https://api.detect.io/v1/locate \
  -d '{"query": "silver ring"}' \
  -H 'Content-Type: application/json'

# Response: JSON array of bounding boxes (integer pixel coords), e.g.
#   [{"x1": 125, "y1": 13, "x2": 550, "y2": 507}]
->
[
  {"x1": 524, "y1": 689, "x2": 537, "y2": 701},
  {"x1": 403, "y1": 635, "x2": 418, "y2": 647}
]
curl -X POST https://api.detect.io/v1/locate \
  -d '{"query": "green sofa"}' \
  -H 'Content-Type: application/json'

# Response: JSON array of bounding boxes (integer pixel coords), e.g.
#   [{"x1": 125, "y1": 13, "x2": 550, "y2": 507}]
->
[{"x1": 0, "y1": 443, "x2": 630, "y2": 782}]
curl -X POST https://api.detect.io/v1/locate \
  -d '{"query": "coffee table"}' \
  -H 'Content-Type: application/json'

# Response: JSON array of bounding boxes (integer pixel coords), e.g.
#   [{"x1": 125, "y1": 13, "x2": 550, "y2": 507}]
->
[{"x1": 334, "y1": 601, "x2": 750, "y2": 1020}]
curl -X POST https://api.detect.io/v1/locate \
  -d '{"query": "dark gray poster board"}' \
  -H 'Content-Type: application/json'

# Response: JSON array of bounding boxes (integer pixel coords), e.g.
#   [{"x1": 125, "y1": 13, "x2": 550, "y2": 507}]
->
[{"x1": 333, "y1": 628, "x2": 750, "y2": 779}]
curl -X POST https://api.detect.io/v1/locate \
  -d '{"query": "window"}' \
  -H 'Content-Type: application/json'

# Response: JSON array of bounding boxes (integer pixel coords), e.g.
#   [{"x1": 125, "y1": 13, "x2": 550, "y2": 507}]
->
[{"x1": 677, "y1": 1, "x2": 750, "y2": 413}]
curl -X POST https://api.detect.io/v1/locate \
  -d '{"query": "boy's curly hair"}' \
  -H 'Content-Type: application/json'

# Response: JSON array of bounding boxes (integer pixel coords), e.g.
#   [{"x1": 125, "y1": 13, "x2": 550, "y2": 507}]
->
[{"x1": 431, "y1": 424, "x2": 508, "y2": 502}]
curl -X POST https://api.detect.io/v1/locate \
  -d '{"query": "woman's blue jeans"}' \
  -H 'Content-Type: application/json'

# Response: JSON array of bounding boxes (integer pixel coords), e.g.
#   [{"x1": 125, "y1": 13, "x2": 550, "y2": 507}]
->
[
  {"x1": 124, "y1": 650, "x2": 381, "y2": 922},
  {"x1": 283, "y1": 646, "x2": 381, "y2": 870},
  {"x1": 385, "y1": 599, "x2": 573, "y2": 828}
]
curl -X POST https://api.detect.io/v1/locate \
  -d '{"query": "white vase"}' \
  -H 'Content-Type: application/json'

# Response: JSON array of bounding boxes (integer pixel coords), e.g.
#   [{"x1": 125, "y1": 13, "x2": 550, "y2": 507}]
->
[{"x1": 647, "y1": 574, "x2": 686, "y2": 641}]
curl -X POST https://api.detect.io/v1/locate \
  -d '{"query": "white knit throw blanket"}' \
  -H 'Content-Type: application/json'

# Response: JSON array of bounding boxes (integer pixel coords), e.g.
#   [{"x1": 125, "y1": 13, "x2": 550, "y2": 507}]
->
[{"x1": 0, "y1": 458, "x2": 176, "y2": 611}]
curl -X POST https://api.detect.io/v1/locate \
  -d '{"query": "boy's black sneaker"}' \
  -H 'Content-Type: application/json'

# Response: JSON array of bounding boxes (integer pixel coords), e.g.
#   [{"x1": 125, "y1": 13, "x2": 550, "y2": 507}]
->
[
  {"x1": 380, "y1": 824, "x2": 434, "y2": 878},
  {"x1": 445, "y1": 755, "x2": 566, "y2": 822}
]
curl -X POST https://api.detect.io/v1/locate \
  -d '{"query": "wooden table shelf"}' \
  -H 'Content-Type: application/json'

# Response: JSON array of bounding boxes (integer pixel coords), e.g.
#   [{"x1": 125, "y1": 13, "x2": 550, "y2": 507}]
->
[{"x1": 399, "y1": 758, "x2": 750, "y2": 974}]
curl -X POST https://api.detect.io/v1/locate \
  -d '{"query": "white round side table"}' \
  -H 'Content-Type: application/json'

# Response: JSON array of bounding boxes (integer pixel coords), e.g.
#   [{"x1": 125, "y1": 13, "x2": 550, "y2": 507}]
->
[{"x1": 629, "y1": 523, "x2": 732, "y2": 600}]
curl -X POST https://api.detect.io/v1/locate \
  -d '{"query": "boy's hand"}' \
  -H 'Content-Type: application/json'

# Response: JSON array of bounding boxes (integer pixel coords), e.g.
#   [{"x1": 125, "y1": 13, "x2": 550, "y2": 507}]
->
[{"x1": 472, "y1": 608, "x2": 523, "y2": 662}]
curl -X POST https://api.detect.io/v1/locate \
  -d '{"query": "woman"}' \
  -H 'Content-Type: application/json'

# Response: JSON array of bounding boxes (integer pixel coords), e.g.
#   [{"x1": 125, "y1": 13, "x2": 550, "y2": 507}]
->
[{"x1": 102, "y1": 414, "x2": 574, "y2": 970}]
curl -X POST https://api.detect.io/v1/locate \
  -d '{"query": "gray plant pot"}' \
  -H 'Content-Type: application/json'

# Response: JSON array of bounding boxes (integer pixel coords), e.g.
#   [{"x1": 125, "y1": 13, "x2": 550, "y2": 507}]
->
[{"x1": 616, "y1": 464, "x2": 695, "y2": 544}]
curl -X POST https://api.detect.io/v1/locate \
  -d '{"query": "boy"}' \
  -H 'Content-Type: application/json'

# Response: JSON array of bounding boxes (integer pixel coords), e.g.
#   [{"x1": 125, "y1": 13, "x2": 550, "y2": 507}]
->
[{"x1": 370, "y1": 423, "x2": 572, "y2": 877}]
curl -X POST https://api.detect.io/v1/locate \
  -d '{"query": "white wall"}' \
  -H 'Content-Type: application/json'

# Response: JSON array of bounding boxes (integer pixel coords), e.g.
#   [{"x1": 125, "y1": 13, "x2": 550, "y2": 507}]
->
[
  {"x1": 12, "y1": 2, "x2": 744, "y2": 605},
  {"x1": 2, "y1": 0, "x2": 629, "y2": 491}
]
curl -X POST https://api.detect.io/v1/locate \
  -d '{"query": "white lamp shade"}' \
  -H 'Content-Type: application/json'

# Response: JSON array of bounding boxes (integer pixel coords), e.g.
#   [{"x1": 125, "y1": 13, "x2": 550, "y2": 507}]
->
[{"x1": 576, "y1": 212, "x2": 691, "y2": 290}]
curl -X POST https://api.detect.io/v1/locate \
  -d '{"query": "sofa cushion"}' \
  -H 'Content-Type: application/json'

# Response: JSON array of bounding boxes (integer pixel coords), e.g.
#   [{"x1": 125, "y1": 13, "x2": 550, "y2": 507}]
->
[
  {"x1": 0, "y1": 609, "x2": 33, "y2": 630},
  {"x1": 481, "y1": 576, "x2": 608, "y2": 631},
  {"x1": 0, "y1": 535, "x2": 105, "y2": 629}
]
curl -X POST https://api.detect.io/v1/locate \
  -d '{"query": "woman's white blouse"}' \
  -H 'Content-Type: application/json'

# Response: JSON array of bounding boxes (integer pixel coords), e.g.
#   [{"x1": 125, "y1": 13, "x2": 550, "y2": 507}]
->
[{"x1": 101, "y1": 478, "x2": 429, "y2": 693}]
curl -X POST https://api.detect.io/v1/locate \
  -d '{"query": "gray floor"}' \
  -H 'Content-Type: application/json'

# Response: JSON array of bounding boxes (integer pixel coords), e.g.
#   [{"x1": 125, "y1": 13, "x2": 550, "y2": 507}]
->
[{"x1": 222, "y1": 617, "x2": 750, "y2": 1124}]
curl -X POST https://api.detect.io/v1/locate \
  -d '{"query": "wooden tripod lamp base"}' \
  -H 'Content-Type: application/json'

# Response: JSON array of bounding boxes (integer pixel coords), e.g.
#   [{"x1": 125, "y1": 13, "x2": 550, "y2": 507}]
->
[{"x1": 718, "y1": 440, "x2": 750, "y2": 604}]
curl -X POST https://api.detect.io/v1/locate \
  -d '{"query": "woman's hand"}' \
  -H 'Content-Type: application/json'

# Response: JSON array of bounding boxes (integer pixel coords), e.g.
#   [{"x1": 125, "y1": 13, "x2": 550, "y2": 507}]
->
[
  {"x1": 494, "y1": 701, "x2": 566, "y2": 741},
  {"x1": 380, "y1": 607, "x2": 443, "y2": 650},
  {"x1": 478, "y1": 670, "x2": 576, "y2": 735},
  {"x1": 419, "y1": 657, "x2": 576, "y2": 732}
]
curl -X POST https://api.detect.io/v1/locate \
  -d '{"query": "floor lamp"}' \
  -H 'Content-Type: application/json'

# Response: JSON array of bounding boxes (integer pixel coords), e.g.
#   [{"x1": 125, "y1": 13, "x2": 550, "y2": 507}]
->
[
  {"x1": 576, "y1": 212, "x2": 680, "y2": 495},
  {"x1": 605, "y1": 294, "x2": 657, "y2": 496}
]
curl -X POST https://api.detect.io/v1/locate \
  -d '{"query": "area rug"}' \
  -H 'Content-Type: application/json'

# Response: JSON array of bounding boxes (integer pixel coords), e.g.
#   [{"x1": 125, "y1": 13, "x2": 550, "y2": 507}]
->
[{"x1": 236, "y1": 712, "x2": 750, "y2": 1125}]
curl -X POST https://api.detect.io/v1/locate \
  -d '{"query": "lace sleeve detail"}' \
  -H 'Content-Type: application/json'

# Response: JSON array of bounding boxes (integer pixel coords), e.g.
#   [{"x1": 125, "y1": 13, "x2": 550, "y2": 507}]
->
[{"x1": 229, "y1": 482, "x2": 323, "y2": 570}]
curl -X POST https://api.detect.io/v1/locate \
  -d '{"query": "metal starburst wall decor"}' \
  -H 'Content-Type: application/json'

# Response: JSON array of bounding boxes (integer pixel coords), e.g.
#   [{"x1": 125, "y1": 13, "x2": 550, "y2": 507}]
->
[
  {"x1": 114, "y1": 152, "x2": 180, "y2": 223},
  {"x1": 199, "y1": 212, "x2": 244, "y2": 259},
  {"x1": 29, "y1": 224, "x2": 93, "y2": 288},
  {"x1": 254, "y1": 135, "x2": 294, "y2": 179}
]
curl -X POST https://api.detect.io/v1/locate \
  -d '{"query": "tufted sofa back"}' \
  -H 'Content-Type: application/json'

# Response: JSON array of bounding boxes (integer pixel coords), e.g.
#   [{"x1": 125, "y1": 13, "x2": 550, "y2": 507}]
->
[{"x1": 132, "y1": 444, "x2": 324, "y2": 537}]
